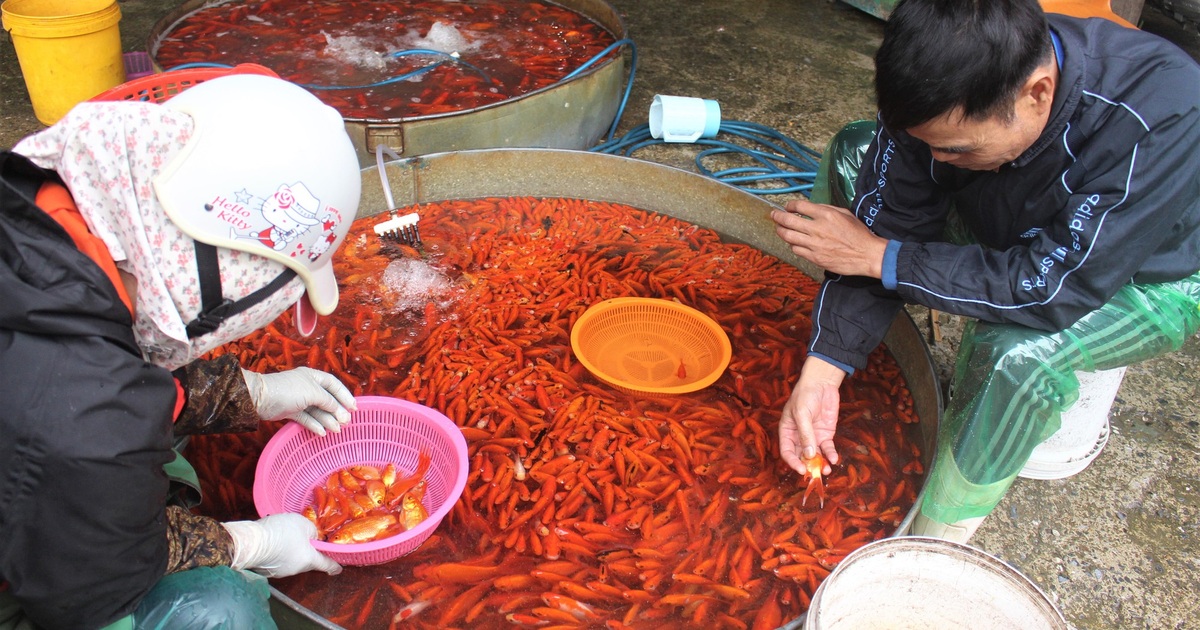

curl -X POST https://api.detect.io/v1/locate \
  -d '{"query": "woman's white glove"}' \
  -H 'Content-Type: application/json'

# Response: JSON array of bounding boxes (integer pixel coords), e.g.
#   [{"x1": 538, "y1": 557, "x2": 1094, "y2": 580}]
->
[
  {"x1": 223, "y1": 513, "x2": 342, "y2": 578},
  {"x1": 241, "y1": 367, "x2": 356, "y2": 436}
]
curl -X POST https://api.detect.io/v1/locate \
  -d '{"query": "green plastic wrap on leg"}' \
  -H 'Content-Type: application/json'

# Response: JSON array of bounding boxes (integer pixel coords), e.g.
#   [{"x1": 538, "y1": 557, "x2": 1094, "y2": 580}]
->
[
  {"x1": 0, "y1": 567, "x2": 270, "y2": 630},
  {"x1": 811, "y1": 120, "x2": 876, "y2": 209},
  {"x1": 133, "y1": 567, "x2": 275, "y2": 630},
  {"x1": 921, "y1": 272, "x2": 1200, "y2": 523},
  {"x1": 164, "y1": 448, "x2": 203, "y2": 509},
  {"x1": 100, "y1": 617, "x2": 135, "y2": 630},
  {"x1": 920, "y1": 453, "x2": 1016, "y2": 525}
]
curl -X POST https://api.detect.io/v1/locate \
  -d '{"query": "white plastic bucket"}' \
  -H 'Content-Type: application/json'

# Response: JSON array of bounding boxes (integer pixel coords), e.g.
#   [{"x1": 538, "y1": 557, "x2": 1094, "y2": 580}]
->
[
  {"x1": 1020, "y1": 365, "x2": 1127, "y2": 480},
  {"x1": 802, "y1": 537, "x2": 1068, "y2": 630}
]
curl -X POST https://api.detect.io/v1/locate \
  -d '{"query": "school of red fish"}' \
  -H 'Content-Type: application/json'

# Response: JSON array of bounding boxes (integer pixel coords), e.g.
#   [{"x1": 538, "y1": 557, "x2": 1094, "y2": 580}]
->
[
  {"x1": 154, "y1": 0, "x2": 618, "y2": 120},
  {"x1": 188, "y1": 196, "x2": 925, "y2": 629}
]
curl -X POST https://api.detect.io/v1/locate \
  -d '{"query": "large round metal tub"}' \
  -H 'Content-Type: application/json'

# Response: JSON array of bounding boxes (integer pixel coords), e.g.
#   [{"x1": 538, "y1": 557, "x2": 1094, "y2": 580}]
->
[
  {"x1": 268, "y1": 148, "x2": 943, "y2": 628},
  {"x1": 147, "y1": 0, "x2": 628, "y2": 166}
]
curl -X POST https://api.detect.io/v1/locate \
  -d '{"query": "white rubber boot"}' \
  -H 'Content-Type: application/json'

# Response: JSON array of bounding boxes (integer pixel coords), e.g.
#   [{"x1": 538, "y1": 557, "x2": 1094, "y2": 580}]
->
[
  {"x1": 916, "y1": 451, "x2": 1008, "y2": 545},
  {"x1": 910, "y1": 513, "x2": 987, "y2": 544}
]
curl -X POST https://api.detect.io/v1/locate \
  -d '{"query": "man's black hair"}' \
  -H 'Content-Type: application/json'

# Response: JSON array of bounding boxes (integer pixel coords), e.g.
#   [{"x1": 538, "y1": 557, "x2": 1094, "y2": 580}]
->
[{"x1": 875, "y1": 0, "x2": 1052, "y2": 131}]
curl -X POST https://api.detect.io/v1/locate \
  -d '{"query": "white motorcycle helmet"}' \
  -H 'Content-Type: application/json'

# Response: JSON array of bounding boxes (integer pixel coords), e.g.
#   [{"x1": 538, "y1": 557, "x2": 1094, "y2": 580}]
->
[{"x1": 153, "y1": 73, "x2": 361, "y2": 336}]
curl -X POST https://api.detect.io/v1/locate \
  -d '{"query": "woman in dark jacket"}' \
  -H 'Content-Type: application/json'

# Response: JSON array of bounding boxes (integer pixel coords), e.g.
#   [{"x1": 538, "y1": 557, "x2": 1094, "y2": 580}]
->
[{"x1": 1, "y1": 74, "x2": 363, "y2": 629}]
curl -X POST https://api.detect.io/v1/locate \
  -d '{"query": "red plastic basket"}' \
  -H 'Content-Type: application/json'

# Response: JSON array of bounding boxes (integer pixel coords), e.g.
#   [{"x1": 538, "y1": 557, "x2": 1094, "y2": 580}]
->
[
  {"x1": 90, "y1": 63, "x2": 279, "y2": 105},
  {"x1": 252, "y1": 396, "x2": 469, "y2": 566}
]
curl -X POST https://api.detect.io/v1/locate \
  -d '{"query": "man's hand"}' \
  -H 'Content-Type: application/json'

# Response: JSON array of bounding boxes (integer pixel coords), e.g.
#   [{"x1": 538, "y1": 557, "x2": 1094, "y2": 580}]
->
[
  {"x1": 779, "y1": 356, "x2": 847, "y2": 476},
  {"x1": 771, "y1": 199, "x2": 888, "y2": 278}
]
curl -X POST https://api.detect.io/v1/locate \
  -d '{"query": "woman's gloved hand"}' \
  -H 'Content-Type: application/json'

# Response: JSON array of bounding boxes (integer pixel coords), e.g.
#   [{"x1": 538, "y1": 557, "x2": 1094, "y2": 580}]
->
[
  {"x1": 241, "y1": 367, "x2": 356, "y2": 436},
  {"x1": 223, "y1": 513, "x2": 342, "y2": 578}
]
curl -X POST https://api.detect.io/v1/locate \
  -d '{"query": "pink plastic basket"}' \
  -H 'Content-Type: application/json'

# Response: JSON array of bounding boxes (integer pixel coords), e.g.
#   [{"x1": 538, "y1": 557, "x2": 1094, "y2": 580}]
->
[{"x1": 253, "y1": 396, "x2": 469, "y2": 566}]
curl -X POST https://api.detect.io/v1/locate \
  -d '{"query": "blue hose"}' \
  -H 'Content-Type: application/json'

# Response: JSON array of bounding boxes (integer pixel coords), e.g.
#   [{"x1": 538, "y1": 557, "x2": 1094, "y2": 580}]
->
[
  {"x1": 165, "y1": 60, "x2": 450, "y2": 90},
  {"x1": 590, "y1": 120, "x2": 822, "y2": 196},
  {"x1": 299, "y1": 62, "x2": 445, "y2": 90},
  {"x1": 387, "y1": 48, "x2": 493, "y2": 83},
  {"x1": 163, "y1": 62, "x2": 238, "y2": 71},
  {"x1": 298, "y1": 48, "x2": 498, "y2": 90},
  {"x1": 577, "y1": 39, "x2": 637, "y2": 143}
]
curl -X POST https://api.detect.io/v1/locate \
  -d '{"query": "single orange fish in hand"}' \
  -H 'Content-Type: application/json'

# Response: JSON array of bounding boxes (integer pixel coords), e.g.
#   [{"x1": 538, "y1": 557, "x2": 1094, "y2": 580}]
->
[{"x1": 801, "y1": 453, "x2": 827, "y2": 508}]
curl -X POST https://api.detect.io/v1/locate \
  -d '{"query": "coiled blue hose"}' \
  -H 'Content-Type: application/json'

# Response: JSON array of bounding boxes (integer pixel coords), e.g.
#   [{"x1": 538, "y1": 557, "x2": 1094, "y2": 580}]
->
[{"x1": 589, "y1": 119, "x2": 822, "y2": 196}]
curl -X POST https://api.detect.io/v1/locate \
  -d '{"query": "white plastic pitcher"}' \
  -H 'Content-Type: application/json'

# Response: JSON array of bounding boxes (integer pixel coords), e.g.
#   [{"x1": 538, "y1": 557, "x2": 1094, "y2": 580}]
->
[{"x1": 648, "y1": 94, "x2": 721, "y2": 143}]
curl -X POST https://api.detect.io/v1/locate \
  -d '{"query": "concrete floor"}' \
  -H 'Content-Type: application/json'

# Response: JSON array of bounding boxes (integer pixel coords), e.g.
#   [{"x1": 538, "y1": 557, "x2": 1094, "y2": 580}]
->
[{"x1": 3, "y1": 1, "x2": 1199, "y2": 628}]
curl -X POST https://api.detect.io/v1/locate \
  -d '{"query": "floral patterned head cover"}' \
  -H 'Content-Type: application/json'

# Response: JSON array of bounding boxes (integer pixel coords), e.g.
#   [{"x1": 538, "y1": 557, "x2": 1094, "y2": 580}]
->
[{"x1": 14, "y1": 101, "x2": 305, "y2": 370}]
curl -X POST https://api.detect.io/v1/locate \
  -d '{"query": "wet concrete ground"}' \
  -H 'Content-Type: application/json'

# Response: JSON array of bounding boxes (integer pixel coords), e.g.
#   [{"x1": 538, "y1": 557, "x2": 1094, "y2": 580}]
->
[{"x1": 3, "y1": 1, "x2": 1199, "y2": 628}]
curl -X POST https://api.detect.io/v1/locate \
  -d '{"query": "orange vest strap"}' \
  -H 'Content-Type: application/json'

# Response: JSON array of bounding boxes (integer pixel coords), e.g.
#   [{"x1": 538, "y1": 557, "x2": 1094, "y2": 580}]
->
[{"x1": 34, "y1": 182, "x2": 134, "y2": 315}]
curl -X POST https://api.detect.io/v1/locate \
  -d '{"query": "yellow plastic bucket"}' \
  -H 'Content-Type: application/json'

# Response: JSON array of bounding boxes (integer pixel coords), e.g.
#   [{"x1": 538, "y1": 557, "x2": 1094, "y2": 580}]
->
[{"x1": 2, "y1": 0, "x2": 125, "y2": 125}]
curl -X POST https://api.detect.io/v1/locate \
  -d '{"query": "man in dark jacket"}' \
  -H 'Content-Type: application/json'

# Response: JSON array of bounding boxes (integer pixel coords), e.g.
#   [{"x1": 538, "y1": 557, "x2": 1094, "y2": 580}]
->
[{"x1": 771, "y1": 0, "x2": 1200, "y2": 541}]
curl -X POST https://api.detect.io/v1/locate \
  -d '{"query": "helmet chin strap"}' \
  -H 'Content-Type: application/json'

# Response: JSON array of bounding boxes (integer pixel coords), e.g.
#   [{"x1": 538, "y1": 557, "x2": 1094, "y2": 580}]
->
[
  {"x1": 293, "y1": 294, "x2": 319, "y2": 337},
  {"x1": 184, "y1": 241, "x2": 297, "y2": 338}
]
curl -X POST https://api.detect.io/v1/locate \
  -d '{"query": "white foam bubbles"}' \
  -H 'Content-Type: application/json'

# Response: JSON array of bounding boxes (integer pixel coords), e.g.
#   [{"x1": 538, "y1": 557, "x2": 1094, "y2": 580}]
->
[
  {"x1": 405, "y1": 21, "x2": 478, "y2": 54},
  {"x1": 380, "y1": 258, "x2": 455, "y2": 312},
  {"x1": 321, "y1": 31, "x2": 390, "y2": 71}
]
